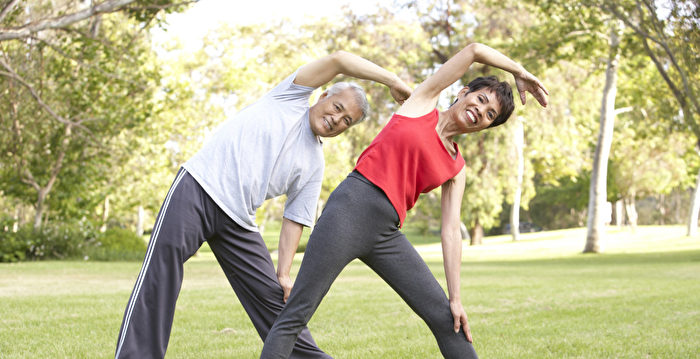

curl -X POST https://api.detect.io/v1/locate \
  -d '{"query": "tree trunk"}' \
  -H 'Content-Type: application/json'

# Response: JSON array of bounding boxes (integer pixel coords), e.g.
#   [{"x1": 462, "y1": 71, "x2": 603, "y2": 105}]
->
[
  {"x1": 614, "y1": 200, "x2": 624, "y2": 226},
  {"x1": 100, "y1": 195, "x2": 110, "y2": 233},
  {"x1": 460, "y1": 222, "x2": 470, "y2": 241},
  {"x1": 585, "y1": 20, "x2": 623, "y2": 253},
  {"x1": 470, "y1": 218, "x2": 483, "y2": 246},
  {"x1": 511, "y1": 117, "x2": 524, "y2": 242},
  {"x1": 136, "y1": 205, "x2": 145, "y2": 236},
  {"x1": 687, "y1": 168, "x2": 700, "y2": 236},
  {"x1": 0, "y1": 0, "x2": 138, "y2": 41},
  {"x1": 674, "y1": 190, "x2": 682, "y2": 224},
  {"x1": 12, "y1": 207, "x2": 20, "y2": 232},
  {"x1": 33, "y1": 188, "x2": 49, "y2": 230},
  {"x1": 28, "y1": 125, "x2": 72, "y2": 231},
  {"x1": 624, "y1": 196, "x2": 638, "y2": 233}
]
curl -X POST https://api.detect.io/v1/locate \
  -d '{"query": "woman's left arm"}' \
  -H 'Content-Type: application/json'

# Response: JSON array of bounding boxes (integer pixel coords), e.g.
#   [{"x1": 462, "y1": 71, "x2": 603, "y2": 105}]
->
[
  {"x1": 440, "y1": 166, "x2": 472, "y2": 342},
  {"x1": 398, "y1": 43, "x2": 549, "y2": 118}
]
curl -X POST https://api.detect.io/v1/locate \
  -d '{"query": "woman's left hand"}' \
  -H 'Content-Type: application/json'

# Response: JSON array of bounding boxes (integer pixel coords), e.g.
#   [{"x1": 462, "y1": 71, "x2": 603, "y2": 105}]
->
[
  {"x1": 514, "y1": 70, "x2": 549, "y2": 108},
  {"x1": 450, "y1": 300, "x2": 473, "y2": 343}
]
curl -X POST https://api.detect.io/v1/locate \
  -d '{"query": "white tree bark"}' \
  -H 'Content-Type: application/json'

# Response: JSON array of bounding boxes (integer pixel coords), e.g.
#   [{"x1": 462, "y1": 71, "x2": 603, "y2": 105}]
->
[
  {"x1": 511, "y1": 117, "x2": 524, "y2": 241},
  {"x1": 0, "y1": 0, "x2": 20, "y2": 23},
  {"x1": 136, "y1": 205, "x2": 145, "y2": 236},
  {"x1": 460, "y1": 222, "x2": 470, "y2": 241},
  {"x1": 614, "y1": 200, "x2": 624, "y2": 226},
  {"x1": 624, "y1": 196, "x2": 638, "y2": 233},
  {"x1": 100, "y1": 195, "x2": 110, "y2": 233},
  {"x1": 585, "y1": 20, "x2": 623, "y2": 253},
  {"x1": 12, "y1": 207, "x2": 19, "y2": 232},
  {"x1": 687, "y1": 168, "x2": 700, "y2": 236},
  {"x1": 0, "y1": 0, "x2": 136, "y2": 41}
]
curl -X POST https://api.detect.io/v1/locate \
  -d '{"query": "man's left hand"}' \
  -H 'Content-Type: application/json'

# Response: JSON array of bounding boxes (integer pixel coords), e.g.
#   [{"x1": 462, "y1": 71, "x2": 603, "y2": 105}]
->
[{"x1": 390, "y1": 78, "x2": 413, "y2": 104}]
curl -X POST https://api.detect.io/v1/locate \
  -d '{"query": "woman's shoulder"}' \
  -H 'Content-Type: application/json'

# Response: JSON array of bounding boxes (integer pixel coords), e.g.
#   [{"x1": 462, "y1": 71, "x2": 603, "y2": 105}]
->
[{"x1": 392, "y1": 107, "x2": 438, "y2": 120}]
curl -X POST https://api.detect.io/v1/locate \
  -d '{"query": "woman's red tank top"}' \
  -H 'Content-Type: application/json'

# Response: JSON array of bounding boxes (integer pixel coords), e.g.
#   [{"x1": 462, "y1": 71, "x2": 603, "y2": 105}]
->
[{"x1": 354, "y1": 109, "x2": 465, "y2": 226}]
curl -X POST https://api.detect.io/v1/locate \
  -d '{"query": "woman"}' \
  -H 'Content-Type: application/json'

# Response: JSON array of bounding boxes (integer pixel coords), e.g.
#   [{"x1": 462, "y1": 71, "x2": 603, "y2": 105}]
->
[{"x1": 260, "y1": 43, "x2": 548, "y2": 358}]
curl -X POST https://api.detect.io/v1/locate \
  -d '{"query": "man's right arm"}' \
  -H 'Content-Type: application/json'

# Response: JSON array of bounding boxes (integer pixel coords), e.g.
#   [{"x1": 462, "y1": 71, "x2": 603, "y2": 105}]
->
[
  {"x1": 276, "y1": 217, "x2": 303, "y2": 302},
  {"x1": 293, "y1": 51, "x2": 411, "y2": 104}
]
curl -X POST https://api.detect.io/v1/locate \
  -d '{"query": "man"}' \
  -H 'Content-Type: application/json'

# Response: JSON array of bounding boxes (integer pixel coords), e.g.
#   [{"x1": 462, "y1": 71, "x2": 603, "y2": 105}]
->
[{"x1": 114, "y1": 51, "x2": 411, "y2": 358}]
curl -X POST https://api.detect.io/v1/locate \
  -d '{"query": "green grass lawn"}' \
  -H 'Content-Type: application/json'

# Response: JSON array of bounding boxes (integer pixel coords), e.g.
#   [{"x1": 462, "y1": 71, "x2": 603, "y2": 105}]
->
[{"x1": 1, "y1": 225, "x2": 699, "y2": 358}]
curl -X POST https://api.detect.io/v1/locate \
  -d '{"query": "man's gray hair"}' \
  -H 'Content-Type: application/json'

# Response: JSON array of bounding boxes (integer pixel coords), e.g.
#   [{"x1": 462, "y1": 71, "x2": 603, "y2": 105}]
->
[{"x1": 326, "y1": 82, "x2": 370, "y2": 123}]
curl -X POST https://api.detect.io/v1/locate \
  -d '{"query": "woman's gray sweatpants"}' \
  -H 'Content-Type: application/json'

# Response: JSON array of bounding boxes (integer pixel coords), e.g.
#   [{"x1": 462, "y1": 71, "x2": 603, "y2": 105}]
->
[
  {"x1": 114, "y1": 168, "x2": 331, "y2": 359},
  {"x1": 261, "y1": 171, "x2": 478, "y2": 359}
]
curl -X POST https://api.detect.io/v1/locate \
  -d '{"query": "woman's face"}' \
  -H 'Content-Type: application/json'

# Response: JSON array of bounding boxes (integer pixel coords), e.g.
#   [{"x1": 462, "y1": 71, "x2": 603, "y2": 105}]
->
[{"x1": 449, "y1": 87, "x2": 502, "y2": 133}]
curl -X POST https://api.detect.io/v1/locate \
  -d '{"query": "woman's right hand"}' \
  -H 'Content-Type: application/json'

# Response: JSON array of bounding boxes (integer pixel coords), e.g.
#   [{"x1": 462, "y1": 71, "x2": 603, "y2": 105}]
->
[{"x1": 514, "y1": 70, "x2": 549, "y2": 107}]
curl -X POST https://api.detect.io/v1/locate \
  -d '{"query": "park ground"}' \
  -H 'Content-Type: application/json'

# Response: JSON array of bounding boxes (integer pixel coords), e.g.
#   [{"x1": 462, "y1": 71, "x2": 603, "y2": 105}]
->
[{"x1": 0, "y1": 225, "x2": 699, "y2": 358}]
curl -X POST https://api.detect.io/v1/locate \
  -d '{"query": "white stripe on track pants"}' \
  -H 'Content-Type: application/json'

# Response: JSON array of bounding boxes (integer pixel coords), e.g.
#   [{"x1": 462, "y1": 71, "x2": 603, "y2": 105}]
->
[{"x1": 115, "y1": 168, "x2": 331, "y2": 359}]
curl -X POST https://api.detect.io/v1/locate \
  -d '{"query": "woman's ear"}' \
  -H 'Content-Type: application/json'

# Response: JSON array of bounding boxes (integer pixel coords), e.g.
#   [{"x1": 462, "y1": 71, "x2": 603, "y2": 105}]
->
[{"x1": 450, "y1": 87, "x2": 471, "y2": 107}]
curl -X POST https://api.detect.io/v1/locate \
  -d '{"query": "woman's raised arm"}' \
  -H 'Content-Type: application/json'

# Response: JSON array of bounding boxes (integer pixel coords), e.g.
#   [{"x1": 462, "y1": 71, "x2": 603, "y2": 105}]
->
[{"x1": 398, "y1": 43, "x2": 548, "y2": 117}]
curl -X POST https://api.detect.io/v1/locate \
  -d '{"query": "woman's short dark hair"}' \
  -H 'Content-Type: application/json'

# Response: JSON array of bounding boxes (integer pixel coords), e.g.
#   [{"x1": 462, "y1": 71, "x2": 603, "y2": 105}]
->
[{"x1": 465, "y1": 76, "x2": 514, "y2": 128}]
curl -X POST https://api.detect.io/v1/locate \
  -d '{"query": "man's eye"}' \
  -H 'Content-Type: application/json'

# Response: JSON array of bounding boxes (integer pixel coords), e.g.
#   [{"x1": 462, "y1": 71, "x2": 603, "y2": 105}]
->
[
  {"x1": 335, "y1": 104, "x2": 340, "y2": 111},
  {"x1": 344, "y1": 118, "x2": 351, "y2": 126}
]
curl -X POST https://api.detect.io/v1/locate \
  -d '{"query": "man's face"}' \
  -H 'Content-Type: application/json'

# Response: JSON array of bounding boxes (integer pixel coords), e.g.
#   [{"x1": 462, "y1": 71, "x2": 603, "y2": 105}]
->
[
  {"x1": 309, "y1": 88, "x2": 363, "y2": 137},
  {"x1": 449, "y1": 87, "x2": 502, "y2": 133}
]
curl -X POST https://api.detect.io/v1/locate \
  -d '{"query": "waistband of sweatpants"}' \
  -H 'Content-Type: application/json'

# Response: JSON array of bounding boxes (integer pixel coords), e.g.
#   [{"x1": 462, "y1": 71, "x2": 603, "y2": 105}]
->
[
  {"x1": 348, "y1": 169, "x2": 377, "y2": 188},
  {"x1": 347, "y1": 170, "x2": 400, "y2": 225}
]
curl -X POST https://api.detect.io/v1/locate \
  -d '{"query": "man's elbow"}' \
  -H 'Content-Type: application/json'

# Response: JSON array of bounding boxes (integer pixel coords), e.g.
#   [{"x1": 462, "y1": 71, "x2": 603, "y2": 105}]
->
[
  {"x1": 465, "y1": 42, "x2": 483, "y2": 61},
  {"x1": 329, "y1": 50, "x2": 351, "y2": 69}
]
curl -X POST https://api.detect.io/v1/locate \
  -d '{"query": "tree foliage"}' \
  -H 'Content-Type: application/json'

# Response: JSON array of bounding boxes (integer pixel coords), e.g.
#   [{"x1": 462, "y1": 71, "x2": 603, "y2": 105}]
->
[
  {"x1": 0, "y1": 0, "x2": 191, "y2": 228},
  {"x1": 0, "y1": 0, "x2": 697, "y2": 247}
]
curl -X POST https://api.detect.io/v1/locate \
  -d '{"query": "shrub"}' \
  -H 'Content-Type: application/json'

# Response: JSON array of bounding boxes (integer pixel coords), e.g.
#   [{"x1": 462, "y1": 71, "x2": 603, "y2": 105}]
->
[
  {"x1": 0, "y1": 221, "x2": 96, "y2": 262},
  {"x1": 0, "y1": 231, "x2": 28, "y2": 262},
  {"x1": 85, "y1": 228, "x2": 146, "y2": 261},
  {"x1": 30, "y1": 221, "x2": 97, "y2": 260}
]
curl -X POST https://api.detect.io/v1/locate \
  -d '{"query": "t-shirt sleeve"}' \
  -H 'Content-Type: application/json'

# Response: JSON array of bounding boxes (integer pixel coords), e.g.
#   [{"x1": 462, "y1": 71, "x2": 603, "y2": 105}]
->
[
  {"x1": 283, "y1": 175, "x2": 322, "y2": 228},
  {"x1": 267, "y1": 68, "x2": 317, "y2": 107}
]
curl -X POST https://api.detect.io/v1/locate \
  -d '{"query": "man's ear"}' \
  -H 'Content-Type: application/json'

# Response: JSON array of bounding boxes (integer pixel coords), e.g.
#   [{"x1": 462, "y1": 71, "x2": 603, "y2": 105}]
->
[{"x1": 312, "y1": 91, "x2": 329, "y2": 106}]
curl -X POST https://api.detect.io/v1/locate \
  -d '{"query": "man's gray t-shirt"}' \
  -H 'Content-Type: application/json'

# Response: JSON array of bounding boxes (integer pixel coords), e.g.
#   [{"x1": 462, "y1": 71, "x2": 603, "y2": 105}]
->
[{"x1": 183, "y1": 70, "x2": 323, "y2": 232}]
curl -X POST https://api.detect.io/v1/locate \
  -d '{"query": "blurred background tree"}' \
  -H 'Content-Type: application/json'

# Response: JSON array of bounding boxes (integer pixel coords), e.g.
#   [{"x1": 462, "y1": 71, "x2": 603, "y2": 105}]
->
[{"x1": 0, "y1": 0, "x2": 697, "y2": 261}]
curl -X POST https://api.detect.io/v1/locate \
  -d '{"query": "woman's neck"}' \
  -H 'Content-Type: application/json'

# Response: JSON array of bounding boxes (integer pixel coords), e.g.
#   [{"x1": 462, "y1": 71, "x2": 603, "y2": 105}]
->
[
  {"x1": 437, "y1": 111, "x2": 462, "y2": 141},
  {"x1": 436, "y1": 111, "x2": 459, "y2": 155}
]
